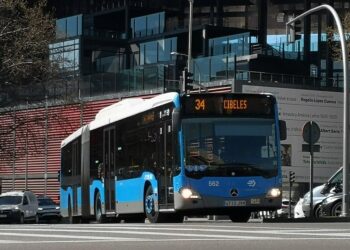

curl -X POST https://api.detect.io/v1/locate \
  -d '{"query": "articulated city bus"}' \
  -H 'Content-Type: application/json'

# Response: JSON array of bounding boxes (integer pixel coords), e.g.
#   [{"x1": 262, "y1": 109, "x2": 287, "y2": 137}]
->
[{"x1": 60, "y1": 92, "x2": 286, "y2": 223}]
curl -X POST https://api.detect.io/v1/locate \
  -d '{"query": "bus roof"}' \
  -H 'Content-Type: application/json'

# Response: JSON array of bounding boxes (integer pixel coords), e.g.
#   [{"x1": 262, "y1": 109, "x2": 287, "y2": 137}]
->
[
  {"x1": 61, "y1": 92, "x2": 179, "y2": 148},
  {"x1": 61, "y1": 126, "x2": 84, "y2": 148}
]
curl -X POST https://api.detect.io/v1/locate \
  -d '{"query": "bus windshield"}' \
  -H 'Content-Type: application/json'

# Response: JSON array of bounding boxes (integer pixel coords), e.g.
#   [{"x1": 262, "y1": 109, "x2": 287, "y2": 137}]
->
[{"x1": 183, "y1": 118, "x2": 278, "y2": 178}]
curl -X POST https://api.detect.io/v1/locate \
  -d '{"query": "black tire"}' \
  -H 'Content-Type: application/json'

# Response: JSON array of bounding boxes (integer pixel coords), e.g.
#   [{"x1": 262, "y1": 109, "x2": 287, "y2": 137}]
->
[
  {"x1": 95, "y1": 192, "x2": 103, "y2": 223},
  {"x1": 34, "y1": 214, "x2": 39, "y2": 224},
  {"x1": 144, "y1": 185, "x2": 163, "y2": 223},
  {"x1": 314, "y1": 204, "x2": 322, "y2": 218},
  {"x1": 18, "y1": 214, "x2": 24, "y2": 224},
  {"x1": 229, "y1": 211, "x2": 251, "y2": 222},
  {"x1": 331, "y1": 201, "x2": 342, "y2": 217},
  {"x1": 68, "y1": 199, "x2": 73, "y2": 224}
]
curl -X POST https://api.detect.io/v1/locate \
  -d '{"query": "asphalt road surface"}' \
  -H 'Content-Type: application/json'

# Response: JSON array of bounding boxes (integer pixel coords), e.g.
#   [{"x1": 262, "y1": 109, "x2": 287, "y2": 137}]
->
[{"x1": 1, "y1": 221, "x2": 350, "y2": 250}]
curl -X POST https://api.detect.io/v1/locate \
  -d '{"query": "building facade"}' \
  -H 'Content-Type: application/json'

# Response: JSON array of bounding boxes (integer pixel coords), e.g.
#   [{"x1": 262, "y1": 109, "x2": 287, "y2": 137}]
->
[{"x1": 0, "y1": 0, "x2": 348, "y2": 201}]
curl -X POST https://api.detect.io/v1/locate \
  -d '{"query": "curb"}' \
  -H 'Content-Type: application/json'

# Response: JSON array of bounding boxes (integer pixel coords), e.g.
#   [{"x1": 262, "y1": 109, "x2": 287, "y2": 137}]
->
[{"x1": 263, "y1": 217, "x2": 350, "y2": 223}]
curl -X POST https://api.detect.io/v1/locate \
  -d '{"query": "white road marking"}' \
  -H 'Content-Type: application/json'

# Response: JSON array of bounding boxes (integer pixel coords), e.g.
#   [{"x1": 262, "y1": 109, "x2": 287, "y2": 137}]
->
[{"x1": 1, "y1": 224, "x2": 350, "y2": 245}]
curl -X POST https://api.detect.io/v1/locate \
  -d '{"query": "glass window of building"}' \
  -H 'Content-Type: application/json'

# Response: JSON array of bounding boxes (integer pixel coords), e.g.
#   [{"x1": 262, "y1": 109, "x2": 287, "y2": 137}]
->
[
  {"x1": 131, "y1": 12, "x2": 165, "y2": 38},
  {"x1": 209, "y1": 33, "x2": 251, "y2": 57},
  {"x1": 49, "y1": 39, "x2": 80, "y2": 74},
  {"x1": 140, "y1": 37, "x2": 177, "y2": 66},
  {"x1": 55, "y1": 15, "x2": 83, "y2": 40}
]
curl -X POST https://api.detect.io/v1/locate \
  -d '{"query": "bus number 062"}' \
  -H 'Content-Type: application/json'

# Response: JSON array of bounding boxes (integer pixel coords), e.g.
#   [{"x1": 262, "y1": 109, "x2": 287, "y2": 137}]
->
[{"x1": 209, "y1": 181, "x2": 220, "y2": 187}]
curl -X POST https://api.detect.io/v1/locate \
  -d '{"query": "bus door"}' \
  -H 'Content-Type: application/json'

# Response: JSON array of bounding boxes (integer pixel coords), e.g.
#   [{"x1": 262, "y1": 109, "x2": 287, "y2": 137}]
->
[
  {"x1": 103, "y1": 127, "x2": 116, "y2": 212},
  {"x1": 158, "y1": 121, "x2": 174, "y2": 208}
]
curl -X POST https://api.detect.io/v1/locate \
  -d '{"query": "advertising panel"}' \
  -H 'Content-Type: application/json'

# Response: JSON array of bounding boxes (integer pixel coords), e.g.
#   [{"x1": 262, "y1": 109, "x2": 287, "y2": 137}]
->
[{"x1": 243, "y1": 85, "x2": 343, "y2": 183}]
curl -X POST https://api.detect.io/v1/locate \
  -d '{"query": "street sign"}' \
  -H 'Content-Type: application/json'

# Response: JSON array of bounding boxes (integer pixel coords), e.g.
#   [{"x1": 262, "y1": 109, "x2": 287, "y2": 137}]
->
[
  {"x1": 302, "y1": 121, "x2": 320, "y2": 144},
  {"x1": 302, "y1": 144, "x2": 321, "y2": 152}
]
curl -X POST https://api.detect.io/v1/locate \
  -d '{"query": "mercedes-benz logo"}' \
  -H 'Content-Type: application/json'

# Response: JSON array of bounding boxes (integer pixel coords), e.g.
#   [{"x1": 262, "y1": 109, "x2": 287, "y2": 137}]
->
[{"x1": 230, "y1": 189, "x2": 238, "y2": 197}]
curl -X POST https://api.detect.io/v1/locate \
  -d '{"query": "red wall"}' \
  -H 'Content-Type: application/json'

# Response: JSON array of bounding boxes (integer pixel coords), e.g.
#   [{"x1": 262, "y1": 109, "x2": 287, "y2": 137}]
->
[{"x1": 0, "y1": 98, "x2": 118, "y2": 201}]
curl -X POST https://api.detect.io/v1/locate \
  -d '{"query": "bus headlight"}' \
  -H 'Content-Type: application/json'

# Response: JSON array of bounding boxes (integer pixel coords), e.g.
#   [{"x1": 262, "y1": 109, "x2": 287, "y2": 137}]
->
[
  {"x1": 180, "y1": 188, "x2": 201, "y2": 199},
  {"x1": 266, "y1": 188, "x2": 281, "y2": 198}
]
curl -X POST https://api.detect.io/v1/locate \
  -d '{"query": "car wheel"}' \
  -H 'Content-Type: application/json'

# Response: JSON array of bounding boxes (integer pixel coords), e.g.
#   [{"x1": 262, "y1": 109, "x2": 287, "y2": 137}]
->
[
  {"x1": 18, "y1": 214, "x2": 24, "y2": 224},
  {"x1": 34, "y1": 214, "x2": 39, "y2": 224},
  {"x1": 331, "y1": 201, "x2": 342, "y2": 217},
  {"x1": 314, "y1": 204, "x2": 322, "y2": 218}
]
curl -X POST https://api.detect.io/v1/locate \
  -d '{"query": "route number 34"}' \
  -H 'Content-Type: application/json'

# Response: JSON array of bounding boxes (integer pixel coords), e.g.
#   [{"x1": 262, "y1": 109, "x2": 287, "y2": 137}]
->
[{"x1": 195, "y1": 99, "x2": 205, "y2": 111}]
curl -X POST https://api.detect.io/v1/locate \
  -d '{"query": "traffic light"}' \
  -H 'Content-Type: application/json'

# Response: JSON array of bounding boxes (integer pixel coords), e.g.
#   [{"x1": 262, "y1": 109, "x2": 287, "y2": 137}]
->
[
  {"x1": 288, "y1": 20, "x2": 302, "y2": 43},
  {"x1": 182, "y1": 68, "x2": 194, "y2": 92},
  {"x1": 289, "y1": 171, "x2": 295, "y2": 183}
]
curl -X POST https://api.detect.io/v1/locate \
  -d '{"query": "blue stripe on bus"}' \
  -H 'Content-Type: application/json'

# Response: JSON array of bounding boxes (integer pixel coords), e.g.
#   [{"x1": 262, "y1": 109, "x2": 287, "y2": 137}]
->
[{"x1": 116, "y1": 172, "x2": 158, "y2": 202}]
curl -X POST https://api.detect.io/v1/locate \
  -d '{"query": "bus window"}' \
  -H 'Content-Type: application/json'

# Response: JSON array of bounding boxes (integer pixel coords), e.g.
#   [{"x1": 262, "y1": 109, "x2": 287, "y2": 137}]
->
[{"x1": 62, "y1": 144, "x2": 72, "y2": 177}]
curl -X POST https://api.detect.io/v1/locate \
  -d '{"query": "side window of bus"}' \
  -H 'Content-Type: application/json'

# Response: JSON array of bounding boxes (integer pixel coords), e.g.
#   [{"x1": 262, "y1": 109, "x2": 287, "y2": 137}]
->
[
  {"x1": 62, "y1": 144, "x2": 72, "y2": 177},
  {"x1": 143, "y1": 127, "x2": 158, "y2": 172},
  {"x1": 116, "y1": 125, "x2": 158, "y2": 179}
]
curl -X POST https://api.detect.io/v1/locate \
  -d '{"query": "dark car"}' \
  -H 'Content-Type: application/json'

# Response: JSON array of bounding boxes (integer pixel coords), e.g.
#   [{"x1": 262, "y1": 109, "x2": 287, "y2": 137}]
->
[
  {"x1": 320, "y1": 183, "x2": 343, "y2": 217},
  {"x1": 37, "y1": 196, "x2": 61, "y2": 222}
]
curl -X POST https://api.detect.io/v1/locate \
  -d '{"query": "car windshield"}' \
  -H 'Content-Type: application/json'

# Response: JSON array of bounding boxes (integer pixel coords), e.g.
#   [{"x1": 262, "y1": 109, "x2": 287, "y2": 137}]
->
[
  {"x1": 0, "y1": 196, "x2": 22, "y2": 205},
  {"x1": 38, "y1": 198, "x2": 56, "y2": 206},
  {"x1": 183, "y1": 118, "x2": 278, "y2": 178}
]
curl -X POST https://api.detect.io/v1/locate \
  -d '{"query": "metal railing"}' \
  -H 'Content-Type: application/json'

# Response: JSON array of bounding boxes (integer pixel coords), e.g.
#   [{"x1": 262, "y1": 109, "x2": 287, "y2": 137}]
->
[{"x1": 1, "y1": 67, "x2": 343, "y2": 110}]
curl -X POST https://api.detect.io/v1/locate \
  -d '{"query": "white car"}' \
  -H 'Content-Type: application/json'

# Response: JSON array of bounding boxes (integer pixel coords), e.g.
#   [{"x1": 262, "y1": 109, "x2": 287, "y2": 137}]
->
[
  {"x1": 0, "y1": 190, "x2": 39, "y2": 223},
  {"x1": 302, "y1": 167, "x2": 342, "y2": 217},
  {"x1": 294, "y1": 198, "x2": 304, "y2": 218},
  {"x1": 276, "y1": 199, "x2": 296, "y2": 218}
]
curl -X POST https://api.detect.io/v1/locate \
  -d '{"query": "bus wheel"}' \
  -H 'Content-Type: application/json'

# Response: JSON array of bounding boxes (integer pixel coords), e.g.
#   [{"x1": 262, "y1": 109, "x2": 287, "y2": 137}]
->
[
  {"x1": 95, "y1": 192, "x2": 103, "y2": 223},
  {"x1": 229, "y1": 211, "x2": 251, "y2": 222},
  {"x1": 68, "y1": 200, "x2": 73, "y2": 224},
  {"x1": 144, "y1": 186, "x2": 161, "y2": 223}
]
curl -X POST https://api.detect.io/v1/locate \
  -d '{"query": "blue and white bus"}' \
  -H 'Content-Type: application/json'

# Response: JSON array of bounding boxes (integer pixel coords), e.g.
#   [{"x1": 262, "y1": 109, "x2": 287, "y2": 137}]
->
[{"x1": 60, "y1": 92, "x2": 286, "y2": 223}]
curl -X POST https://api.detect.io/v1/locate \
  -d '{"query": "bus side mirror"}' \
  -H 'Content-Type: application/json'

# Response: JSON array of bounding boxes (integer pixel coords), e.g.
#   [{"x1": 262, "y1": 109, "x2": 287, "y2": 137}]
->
[
  {"x1": 279, "y1": 120, "x2": 287, "y2": 141},
  {"x1": 172, "y1": 108, "x2": 180, "y2": 133}
]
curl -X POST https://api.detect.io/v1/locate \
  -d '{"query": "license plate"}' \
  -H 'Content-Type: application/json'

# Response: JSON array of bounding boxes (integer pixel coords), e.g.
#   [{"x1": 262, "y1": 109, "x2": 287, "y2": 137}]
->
[
  {"x1": 224, "y1": 200, "x2": 246, "y2": 207},
  {"x1": 0, "y1": 214, "x2": 7, "y2": 218}
]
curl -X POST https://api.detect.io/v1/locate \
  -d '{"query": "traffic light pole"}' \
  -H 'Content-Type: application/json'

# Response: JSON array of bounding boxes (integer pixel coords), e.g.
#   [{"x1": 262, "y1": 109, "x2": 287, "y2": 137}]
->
[
  {"x1": 289, "y1": 171, "x2": 295, "y2": 218},
  {"x1": 309, "y1": 138, "x2": 314, "y2": 218},
  {"x1": 289, "y1": 178, "x2": 292, "y2": 218},
  {"x1": 286, "y1": 4, "x2": 349, "y2": 217},
  {"x1": 187, "y1": 0, "x2": 193, "y2": 72}
]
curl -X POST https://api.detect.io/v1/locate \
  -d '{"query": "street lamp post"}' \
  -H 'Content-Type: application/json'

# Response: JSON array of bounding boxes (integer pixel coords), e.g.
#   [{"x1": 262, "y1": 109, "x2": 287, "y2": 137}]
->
[
  {"x1": 188, "y1": 0, "x2": 194, "y2": 72},
  {"x1": 286, "y1": 4, "x2": 349, "y2": 217}
]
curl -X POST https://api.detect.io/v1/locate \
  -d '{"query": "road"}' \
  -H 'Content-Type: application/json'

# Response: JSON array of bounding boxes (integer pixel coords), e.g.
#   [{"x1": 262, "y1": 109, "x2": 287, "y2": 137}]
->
[{"x1": 0, "y1": 221, "x2": 350, "y2": 250}]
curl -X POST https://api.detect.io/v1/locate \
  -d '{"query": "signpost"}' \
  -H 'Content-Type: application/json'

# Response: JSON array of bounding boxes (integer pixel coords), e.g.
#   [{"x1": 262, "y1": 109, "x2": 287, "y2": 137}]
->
[{"x1": 302, "y1": 121, "x2": 321, "y2": 218}]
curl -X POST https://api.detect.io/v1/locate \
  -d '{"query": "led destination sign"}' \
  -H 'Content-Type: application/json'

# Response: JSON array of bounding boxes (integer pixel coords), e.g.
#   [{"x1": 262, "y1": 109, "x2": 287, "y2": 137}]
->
[{"x1": 182, "y1": 94, "x2": 275, "y2": 117}]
